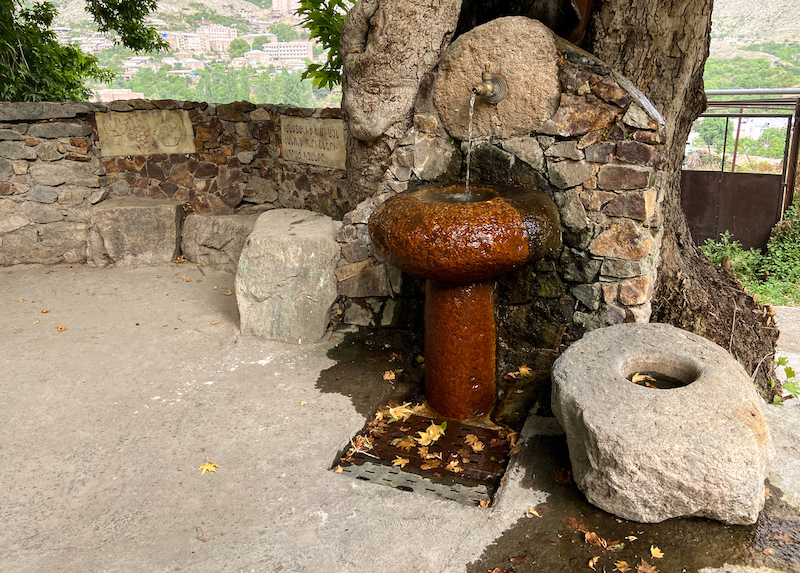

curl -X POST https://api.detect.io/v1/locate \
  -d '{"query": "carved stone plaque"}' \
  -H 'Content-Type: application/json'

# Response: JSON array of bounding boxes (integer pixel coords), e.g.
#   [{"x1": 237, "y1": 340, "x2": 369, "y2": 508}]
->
[
  {"x1": 96, "y1": 110, "x2": 196, "y2": 156},
  {"x1": 281, "y1": 117, "x2": 346, "y2": 170}
]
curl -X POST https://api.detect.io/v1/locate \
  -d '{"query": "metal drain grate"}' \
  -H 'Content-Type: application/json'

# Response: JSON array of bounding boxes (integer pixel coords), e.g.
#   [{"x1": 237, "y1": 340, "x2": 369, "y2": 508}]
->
[
  {"x1": 333, "y1": 413, "x2": 515, "y2": 506},
  {"x1": 339, "y1": 460, "x2": 492, "y2": 506}
]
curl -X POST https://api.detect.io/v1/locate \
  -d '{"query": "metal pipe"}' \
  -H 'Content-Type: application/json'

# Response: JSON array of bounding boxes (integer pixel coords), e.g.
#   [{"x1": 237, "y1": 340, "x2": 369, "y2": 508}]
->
[
  {"x1": 785, "y1": 98, "x2": 800, "y2": 213},
  {"x1": 706, "y1": 88, "x2": 800, "y2": 96}
]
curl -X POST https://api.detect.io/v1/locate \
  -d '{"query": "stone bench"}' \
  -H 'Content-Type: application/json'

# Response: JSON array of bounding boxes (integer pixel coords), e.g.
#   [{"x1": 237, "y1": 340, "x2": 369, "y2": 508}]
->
[
  {"x1": 235, "y1": 209, "x2": 342, "y2": 344},
  {"x1": 552, "y1": 323, "x2": 774, "y2": 525}
]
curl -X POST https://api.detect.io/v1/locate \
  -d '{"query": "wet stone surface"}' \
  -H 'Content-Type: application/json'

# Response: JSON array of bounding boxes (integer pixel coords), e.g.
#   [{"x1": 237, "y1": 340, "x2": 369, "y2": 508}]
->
[{"x1": 468, "y1": 426, "x2": 800, "y2": 573}]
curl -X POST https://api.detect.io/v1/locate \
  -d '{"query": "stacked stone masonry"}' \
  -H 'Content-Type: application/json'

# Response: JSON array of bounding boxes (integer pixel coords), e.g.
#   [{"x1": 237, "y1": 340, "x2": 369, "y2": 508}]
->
[{"x1": 0, "y1": 100, "x2": 347, "y2": 266}]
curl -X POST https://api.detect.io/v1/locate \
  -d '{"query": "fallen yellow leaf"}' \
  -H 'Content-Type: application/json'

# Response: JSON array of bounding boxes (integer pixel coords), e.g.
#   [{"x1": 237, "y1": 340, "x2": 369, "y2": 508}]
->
[
  {"x1": 334, "y1": 465, "x2": 343, "y2": 473},
  {"x1": 32, "y1": 321, "x2": 40, "y2": 325},
  {"x1": 391, "y1": 436, "x2": 416, "y2": 452},
  {"x1": 650, "y1": 546, "x2": 664, "y2": 559},
  {"x1": 420, "y1": 459, "x2": 441, "y2": 470},
  {"x1": 183, "y1": 276, "x2": 191, "y2": 282},
  {"x1": 588, "y1": 556, "x2": 599, "y2": 570},
  {"x1": 157, "y1": 275, "x2": 161, "y2": 278},
  {"x1": 382, "y1": 370, "x2": 396, "y2": 381},
  {"x1": 388, "y1": 402, "x2": 414, "y2": 422},
  {"x1": 57, "y1": 324, "x2": 68, "y2": 332},
  {"x1": 225, "y1": 289, "x2": 234, "y2": 296},
  {"x1": 197, "y1": 279, "x2": 202, "y2": 283},
  {"x1": 298, "y1": 400, "x2": 307, "y2": 406},
  {"x1": 213, "y1": 286, "x2": 218, "y2": 290},
  {"x1": 479, "y1": 499, "x2": 490, "y2": 508},
  {"x1": 41, "y1": 307, "x2": 50, "y2": 313},
  {"x1": 625, "y1": 536, "x2": 638, "y2": 542},
  {"x1": 525, "y1": 508, "x2": 541, "y2": 518},
  {"x1": 133, "y1": 264, "x2": 138, "y2": 269},
  {"x1": 197, "y1": 461, "x2": 219, "y2": 475},
  {"x1": 519, "y1": 365, "x2": 532, "y2": 377},
  {"x1": 416, "y1": 422, "x2": 446, "y2": 446},
  {"x1": 16, "y1": 299, "x2": 24, "y2": 303},
  {"x1": 585, "y1": 531, "x2": 607, "y2": 548},
  {"x1": 392, "y1": 456, "x2": 410, "y2": 468},
  {"x1": 464, "y1": 434, "x2": 485, "y2": 453},
  {"x1": 614, "y1": 561, "x2": 631, "y2": 572},
  {"x1": 632, "y1": 372, "x2": 657, "y2": 384},
  {"x1": 210, "y1": 321, "x2": 220, "y2": 325},
  {"x1": 637, "y1": 559, "x2": 658, "y2": 573},
  {"x1": 195, "y1": 526, "x2": 210, "y2": 542}
]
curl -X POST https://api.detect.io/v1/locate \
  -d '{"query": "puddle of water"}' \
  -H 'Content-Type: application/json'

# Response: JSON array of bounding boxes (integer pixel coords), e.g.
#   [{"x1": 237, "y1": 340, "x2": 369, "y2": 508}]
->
[{"x1": 468, "y1": 423, "x2": 800, "y2": 573}]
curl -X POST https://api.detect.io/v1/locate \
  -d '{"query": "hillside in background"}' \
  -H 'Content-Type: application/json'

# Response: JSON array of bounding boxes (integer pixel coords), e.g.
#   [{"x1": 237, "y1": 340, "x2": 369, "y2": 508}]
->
[{"x1": 711, "y1": 0, "x2": 800, "y2": 57}]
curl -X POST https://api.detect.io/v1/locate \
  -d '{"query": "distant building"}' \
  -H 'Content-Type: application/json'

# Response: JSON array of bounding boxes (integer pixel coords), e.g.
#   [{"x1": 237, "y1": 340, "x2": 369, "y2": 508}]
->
[
  {"x1": 179, "y1": 58, "x2": 205, "y2": 71},
  {"x1": 209, "y1": 38, "x2": 234, "y2": 53},
  {"x1": 243, "y1": 50, "x2": 272, "y2": 67},
  {"x1": 271, "y1": 0, "x2": 300, "y2": 17},
  {"x1": 197, "y1": 25, "x2": 238, "y2": 40},
  {"x1": 163, "y1": 32, "x2": 210, "y2": 54},
  {"x1": 96, "y1": 88, "x2": 145, "y2": 103},
  {"x1": 261, "y1": 40, "x2": 312, "y2": 65}
]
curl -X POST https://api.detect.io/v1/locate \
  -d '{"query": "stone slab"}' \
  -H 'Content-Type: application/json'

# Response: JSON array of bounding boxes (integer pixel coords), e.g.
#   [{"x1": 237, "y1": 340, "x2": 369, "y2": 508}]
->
[
  {"x1": 87, "y1": 197, "x2": 183, "y2": 266},
  {"x1": 235, "y1": 209, "x2": 342, "y2": 344},
  {"x1": 281, "y1": 117, "x2": 346, "y2": 170},
  {"x1": 552, "y1": 323, "x2": 774, "y2": 525},
  {"x1": 181, "y1": 212, "x2": 260, "y2": 273},
  {"x1": 96, "y1": 110, "x2": 195, "y2": 157}
]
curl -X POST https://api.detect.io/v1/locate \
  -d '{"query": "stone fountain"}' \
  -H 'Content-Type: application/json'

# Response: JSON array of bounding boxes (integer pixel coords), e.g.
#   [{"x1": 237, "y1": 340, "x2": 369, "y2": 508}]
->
[{"x1": 369, "y1": 183, "x2": 560, "y2": 419}]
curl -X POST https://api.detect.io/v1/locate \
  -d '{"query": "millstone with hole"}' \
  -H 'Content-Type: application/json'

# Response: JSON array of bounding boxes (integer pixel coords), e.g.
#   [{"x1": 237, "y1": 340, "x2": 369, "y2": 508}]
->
[{"x1": 552, "y1": 323, "x2": 774, "y2": 525}]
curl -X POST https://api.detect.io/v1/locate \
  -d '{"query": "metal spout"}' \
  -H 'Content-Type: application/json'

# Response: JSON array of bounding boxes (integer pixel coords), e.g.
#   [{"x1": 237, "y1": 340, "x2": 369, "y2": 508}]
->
[{"x1": 472, "y1": 63, "x2": 506, "y2": 105}]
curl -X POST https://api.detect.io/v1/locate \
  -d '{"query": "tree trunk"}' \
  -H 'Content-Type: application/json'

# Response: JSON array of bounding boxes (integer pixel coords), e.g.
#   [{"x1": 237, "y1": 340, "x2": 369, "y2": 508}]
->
[
  {"x1": 341, "y1": 0, "x2": 779, "y2": 394},
  {"x1": 585, "y1": 0, "x2": 778, "y2": 393},
  {"x1": 341, "y1": 0, "x2": 461, "y2": 203}
]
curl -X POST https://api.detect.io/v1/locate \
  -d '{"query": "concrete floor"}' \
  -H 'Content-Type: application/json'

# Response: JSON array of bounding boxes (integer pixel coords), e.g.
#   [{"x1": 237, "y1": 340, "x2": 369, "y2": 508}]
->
[{"x1": 1, "y1": 263, "x2": 798, "y2": 573}]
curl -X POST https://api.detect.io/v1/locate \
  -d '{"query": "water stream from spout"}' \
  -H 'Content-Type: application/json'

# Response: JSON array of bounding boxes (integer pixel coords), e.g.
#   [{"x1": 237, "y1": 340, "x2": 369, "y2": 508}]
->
[{"x1": 465, "y1": 92, "x2": 476, "y2": 195}]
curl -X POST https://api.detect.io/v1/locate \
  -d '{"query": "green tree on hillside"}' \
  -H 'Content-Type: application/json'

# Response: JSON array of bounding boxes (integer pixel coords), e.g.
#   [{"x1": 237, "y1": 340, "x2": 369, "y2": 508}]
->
[
  {"x1": 229, "y1": 38, "x2": 250, "y2": 58},
  {"x1": 0, "y1": 0, "x2": 166, "y2": 101},
  {"x1": 269, "y1": 23, "x2": 300, "y2": 42},
  {"x1": 252, "y1": 35, "x2": 271, "y2": 51}
]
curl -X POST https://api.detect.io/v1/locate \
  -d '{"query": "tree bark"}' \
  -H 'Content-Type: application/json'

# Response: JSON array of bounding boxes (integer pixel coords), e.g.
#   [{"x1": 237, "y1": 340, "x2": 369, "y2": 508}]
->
[
  {"x1": 341, "y1": 0, "x2": 460, "y2": 203},
  {"x1": 585, "y1": 0, "x2": 778, "y2": 393}
]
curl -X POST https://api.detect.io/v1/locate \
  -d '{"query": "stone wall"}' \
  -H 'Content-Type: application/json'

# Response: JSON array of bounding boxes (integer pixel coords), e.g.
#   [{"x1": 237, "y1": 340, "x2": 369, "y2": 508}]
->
[
  {"x1": 0, "y1": 100, "x2": 348, "y2": 266},
  {"x1": 331, "y1": 19, "x2": 668, "y2": 414}
]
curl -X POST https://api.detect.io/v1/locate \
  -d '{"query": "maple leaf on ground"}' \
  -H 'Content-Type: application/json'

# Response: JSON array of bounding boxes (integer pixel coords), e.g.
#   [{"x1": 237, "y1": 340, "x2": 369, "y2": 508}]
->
[
  {"x1": 465, "y1": 434, "x2": 485, "y2": 452},
  {"x1": 420, "y1": 459, "x2": 441, "y2": 470},
  {"x1": 416, "y1": 422, "x2": 446, "y2": 445},
  {"x1": 614, "y1": 561, "x2": 631, "y2": 572},
  {"x1": 519, "y1": 365, "x2": 533, "y2": 377},
  {"x1": 650, "y1": 546, "x2": 664, "y2": 559},
  {"x1": 637, "y1": 559, "x2": 658, "y2": 573},
  {"x1": 198, "y1": 461, "x2": 220, "y2": 475},
  {"x1": 57, "y1": 324, "x2": 68, "y2": 332},
  {"x1": 565, "y1": 515, "x2": 589, "y2": 533},
  {"x1": 631, "y1": 373, "x2": 657, "y2": 384},
  {"x1": 388, "y1": 402, "x2": 414, "y2": 422},
  {"x1": 445, "y1": 460, "x2": 462, "y2": 473},
  {"x1": 334, "y1": 465, "x2": 343, "y2": 473},
  {"x1": 390, "y1": 436, "x2": 416, "y2": 452},
  {"x1": 588, "y1": 556, "x2": 600, "y2": 570},
  {"x1": 41, "y1": 307, "x2": 50, "y2": 313},
  {"x1": 195, "y1": 526, "x2": 211, "y2": 542},
  {"x1": 479, "y1": 499, "x2": 490, "y2": 508},
  {"x1": 392, "y1": 456, "x2": 410, "y2": 468},
  {"x1": 382, "y1": 370, "x2": 396, "y2": 381},
  {"x1": 585, "y1": 531, "x2": 608, "y2": 548}
]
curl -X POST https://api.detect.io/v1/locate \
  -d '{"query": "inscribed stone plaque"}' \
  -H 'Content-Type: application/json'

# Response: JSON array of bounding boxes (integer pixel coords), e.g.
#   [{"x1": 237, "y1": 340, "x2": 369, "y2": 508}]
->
[
  {"x1": 281, "y1": 117, "x2": 346, "y2": 170},
  {"x1": 96, "y1": 110, "x2": 196, "y2": 156}
]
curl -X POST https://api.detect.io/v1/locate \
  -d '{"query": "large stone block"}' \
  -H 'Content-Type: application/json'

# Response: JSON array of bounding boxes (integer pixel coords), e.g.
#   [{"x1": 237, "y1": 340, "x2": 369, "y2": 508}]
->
[
  {"x1": 552, "y1": 323, "x2": 774, "y2": 525},
  {"x1": 181, "y1": 212, "x2": 259, "y2": 273},
  {"x1": 435, "y1": 17, "x2": 560, "y2": 140},
  {"x1": 87, "y1": 197, "x2": 183, "y2": 266},
  {"x1": 235, "y1": 209, "x2": 342, "y2": 344}
]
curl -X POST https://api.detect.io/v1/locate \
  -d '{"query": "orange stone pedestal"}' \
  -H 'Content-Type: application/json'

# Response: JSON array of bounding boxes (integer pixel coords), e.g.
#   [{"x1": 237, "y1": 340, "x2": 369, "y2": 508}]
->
[{"x1": 425, "y1": 280, "x2": 496, "y2": 419}]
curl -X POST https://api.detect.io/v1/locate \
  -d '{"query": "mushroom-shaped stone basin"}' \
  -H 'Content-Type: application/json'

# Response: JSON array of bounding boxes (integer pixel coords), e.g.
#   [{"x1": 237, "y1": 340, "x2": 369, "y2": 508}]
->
[
  {"x1": 368, "y1": 183, "x2": 561, "y2": 283},
  {"x1": 368, "y1": 183, "x2": 561, "y2": 419}
]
